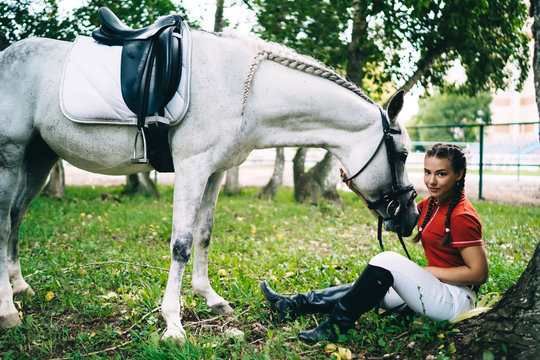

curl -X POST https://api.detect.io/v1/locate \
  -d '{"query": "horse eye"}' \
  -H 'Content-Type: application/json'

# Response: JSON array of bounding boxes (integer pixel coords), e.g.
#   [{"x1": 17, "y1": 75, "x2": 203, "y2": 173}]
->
[{"x1": 399, "y1": 152, "x2": 408, "y2": 163}]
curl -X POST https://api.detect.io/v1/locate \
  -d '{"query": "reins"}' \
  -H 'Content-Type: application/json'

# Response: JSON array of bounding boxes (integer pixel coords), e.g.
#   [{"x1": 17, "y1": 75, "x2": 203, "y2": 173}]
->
[{"x1": 341, "y1": 108, "x2": 417, "y2": 259}]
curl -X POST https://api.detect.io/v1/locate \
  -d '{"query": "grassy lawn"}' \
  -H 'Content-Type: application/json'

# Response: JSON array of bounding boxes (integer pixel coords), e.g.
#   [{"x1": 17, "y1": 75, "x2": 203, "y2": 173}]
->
[{"x1": 1, "y1": 186, "x2": 538, "y2": 359}]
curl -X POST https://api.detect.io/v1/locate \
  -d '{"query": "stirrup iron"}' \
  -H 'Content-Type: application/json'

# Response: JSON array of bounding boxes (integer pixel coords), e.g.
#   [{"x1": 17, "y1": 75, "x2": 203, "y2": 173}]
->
[{"x1": 131, "y1": 129, "x2": 149, "y2": 164}]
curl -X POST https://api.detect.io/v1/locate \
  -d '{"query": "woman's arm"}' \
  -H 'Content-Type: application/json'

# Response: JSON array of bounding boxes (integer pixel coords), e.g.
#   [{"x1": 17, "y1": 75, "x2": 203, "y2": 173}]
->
[{"x1": 424, "y1": 246, "x2": 489, "y2": 285}]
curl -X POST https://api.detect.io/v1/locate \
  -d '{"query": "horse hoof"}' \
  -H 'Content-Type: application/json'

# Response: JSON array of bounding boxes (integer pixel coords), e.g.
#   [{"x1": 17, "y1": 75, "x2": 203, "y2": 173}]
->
[
  {"x1": 162, "y1": 328, "x2": 186, "y2": 342},
  {"x1": 13, "y1": 286, "x2": 35, "y2": 298},
  {"x1": 211, "y1": 302, "x2": 234, "y2": 315},
  {"x1": 0, "y1": 312, "x2": 22, "y2": 329}
]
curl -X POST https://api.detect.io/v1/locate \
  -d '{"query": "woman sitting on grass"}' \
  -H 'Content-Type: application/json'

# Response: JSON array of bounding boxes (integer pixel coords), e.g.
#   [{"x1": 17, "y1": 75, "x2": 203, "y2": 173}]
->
[{"x1": 261, "y1": 143, "x2": 489, "y2": 344}]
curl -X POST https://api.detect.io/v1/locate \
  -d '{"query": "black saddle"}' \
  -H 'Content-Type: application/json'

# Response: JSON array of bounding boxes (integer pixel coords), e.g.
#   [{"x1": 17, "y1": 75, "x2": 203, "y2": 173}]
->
[{"x1": 92, "y1": 7, "x2": 183, "y2": 171}]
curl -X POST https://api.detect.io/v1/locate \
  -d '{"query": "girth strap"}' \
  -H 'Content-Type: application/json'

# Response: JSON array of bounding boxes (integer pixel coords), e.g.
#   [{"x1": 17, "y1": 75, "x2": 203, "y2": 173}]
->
[{"x1": 143, "y1": 123, "x2": 175, "y2": 172}]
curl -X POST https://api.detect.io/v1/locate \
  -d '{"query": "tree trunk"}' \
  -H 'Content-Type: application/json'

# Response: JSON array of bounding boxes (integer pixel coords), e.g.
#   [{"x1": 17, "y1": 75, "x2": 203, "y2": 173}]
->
[
  {"x1": 42, "y1": 161, "x2": 66, "y2": 199},
  {"x1": 452, "y1": 241, "x2": 540, "y2": 359},
  {"x1": 257, "y1": 147, "x2": 284, "y2": 200},
  {"x1": 532, "y1": 0, "x2": 540, "y2": 141},
  {"x1": 223, "y1": 167, "x2": 241, "y2": 195},
  {"x1": 214, "y1": 0, "x2": 225, "y2": 32},
  {"x1": 214, "y1": 0, "x2": 242, "y2": 194},
  {"x1": 453, "y1": 11, "x2": 540, "y2": 355},
  {"x1": 346, "y1": 0, "x2": 368, "y2": 86},
  {"x1": 291, "y1": 1, "x2": 369, "y2": 203},
  {"x1": 123, "y1": 172, "x2": 160, "y2": 198},
  {"x1": 293, "y1": 148, "x2": 342, "y2": 205}
]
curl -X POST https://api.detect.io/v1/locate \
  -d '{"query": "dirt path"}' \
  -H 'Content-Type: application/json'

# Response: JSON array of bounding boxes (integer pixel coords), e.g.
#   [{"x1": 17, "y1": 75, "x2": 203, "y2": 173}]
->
[{"x1": 63, "y1": 162, "x2": 540, "y2": 207}]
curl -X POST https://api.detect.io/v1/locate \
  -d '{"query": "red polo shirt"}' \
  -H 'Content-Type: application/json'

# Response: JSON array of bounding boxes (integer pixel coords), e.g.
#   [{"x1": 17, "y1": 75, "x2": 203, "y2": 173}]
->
[{"x1": 417, "y1": 195, "x2": 483, "y2": 268}]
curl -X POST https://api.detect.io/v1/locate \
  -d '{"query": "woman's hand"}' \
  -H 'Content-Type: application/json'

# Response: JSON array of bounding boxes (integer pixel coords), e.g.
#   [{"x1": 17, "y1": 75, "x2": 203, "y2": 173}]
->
[{"x1": 424, "y1": 246, "x2": 488, "y2": 285}]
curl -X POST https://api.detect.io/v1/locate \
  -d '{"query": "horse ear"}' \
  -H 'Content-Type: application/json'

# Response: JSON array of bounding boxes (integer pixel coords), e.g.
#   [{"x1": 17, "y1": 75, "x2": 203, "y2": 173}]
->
[{"x1": 386, "y1": 90, "x2": 404, "y2": 122}]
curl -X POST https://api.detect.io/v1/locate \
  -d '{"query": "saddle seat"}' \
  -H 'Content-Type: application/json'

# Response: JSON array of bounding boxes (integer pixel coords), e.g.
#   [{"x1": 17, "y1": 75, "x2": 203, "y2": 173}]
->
[
  {"x1": 92, "y1": 7, "x2": 184, "y2": 171},
  {"x1": 93, "y1": 7, "x2": 183, "y2": 44}
]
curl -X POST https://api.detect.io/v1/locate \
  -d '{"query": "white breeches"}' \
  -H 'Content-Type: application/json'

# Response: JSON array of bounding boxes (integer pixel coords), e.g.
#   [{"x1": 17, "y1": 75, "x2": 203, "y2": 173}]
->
[{"x1": 369, "y1": 251, "x2": 476, "y2": 321}]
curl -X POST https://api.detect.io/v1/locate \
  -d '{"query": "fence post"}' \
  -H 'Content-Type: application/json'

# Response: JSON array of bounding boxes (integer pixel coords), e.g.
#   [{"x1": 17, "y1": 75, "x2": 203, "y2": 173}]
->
[
  {"x1": 478, "y1": 124, "x2": 484, "y2": 200},
  {"x1": 517, "y1": 145, "x2": 520, "y2": 180}
]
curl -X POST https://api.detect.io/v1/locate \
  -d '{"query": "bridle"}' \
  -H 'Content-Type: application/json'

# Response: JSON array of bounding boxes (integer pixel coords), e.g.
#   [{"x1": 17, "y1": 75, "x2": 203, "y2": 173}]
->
[{"x1": 341, "y1": 107, "x2": 417, "y2": 259}]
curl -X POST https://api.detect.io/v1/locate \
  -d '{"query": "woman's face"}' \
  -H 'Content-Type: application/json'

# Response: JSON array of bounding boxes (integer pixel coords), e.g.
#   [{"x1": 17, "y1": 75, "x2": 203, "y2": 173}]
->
[{"x1": 423, "y1": 156, "x2": 463, "y2": 203}]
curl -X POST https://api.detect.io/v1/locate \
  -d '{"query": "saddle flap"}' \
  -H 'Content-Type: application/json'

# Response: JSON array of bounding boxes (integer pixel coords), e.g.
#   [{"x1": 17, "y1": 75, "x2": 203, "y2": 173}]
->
[{"x1": 120, "y1": 27, "x2": 182, "y2": 118}]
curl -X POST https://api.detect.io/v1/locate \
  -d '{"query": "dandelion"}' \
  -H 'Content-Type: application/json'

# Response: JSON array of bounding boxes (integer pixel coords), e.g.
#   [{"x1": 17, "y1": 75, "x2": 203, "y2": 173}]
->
[
  {"x1": 45, "y1": 291, "x2": 55, "y2": 302},
  {"x1": 77, "y1": 269, "x2": 86, "y2": 276},
  {"x1": 218, "y1": 269, "x2": 227, "y2": 276}
]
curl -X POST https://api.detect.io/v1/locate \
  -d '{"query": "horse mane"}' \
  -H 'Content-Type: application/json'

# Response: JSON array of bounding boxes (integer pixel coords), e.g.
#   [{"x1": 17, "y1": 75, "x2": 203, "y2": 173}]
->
[{"x1": 217, "y1": 29, "x2": 377, "y2": 114}]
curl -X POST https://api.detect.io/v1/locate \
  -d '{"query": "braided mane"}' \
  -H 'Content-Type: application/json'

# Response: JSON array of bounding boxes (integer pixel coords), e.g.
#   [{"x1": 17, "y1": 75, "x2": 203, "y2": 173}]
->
[{"x1": 218, "y1": 29, "x2": 376, "y2": 113}]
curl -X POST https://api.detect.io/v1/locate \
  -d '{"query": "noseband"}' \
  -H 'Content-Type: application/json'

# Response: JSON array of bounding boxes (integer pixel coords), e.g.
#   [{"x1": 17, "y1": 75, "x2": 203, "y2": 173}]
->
[{"x1": 341, "y1": 108, "x2": 417, "y2": 258}]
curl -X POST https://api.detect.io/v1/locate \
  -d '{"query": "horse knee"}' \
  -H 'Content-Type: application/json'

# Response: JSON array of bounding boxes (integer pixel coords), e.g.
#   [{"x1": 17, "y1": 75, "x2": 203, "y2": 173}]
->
[
  {"x1": 199, "y1": 229, "x2": 212, "y2": 248},
  {"x1": 171, "y1": 234, "x2": 192, "y2": 263}
]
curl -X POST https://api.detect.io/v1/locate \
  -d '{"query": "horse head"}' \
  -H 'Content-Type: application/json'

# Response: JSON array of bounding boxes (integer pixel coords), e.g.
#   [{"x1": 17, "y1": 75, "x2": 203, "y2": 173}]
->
[{"x1": 340, "y1": 90, "x2": 419, "y2": 238}]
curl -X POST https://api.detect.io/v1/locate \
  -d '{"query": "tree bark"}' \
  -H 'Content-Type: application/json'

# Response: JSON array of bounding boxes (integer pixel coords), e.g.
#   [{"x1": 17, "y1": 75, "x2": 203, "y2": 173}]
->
[
  {"x1": 214, "y1": 0, "x2": 225, "y2": 32},
  {"x1": 123, "y1": 172, "x2": 160, "y2": 198},
  {"x1": 291, "y1": 1, "x2": 368, "y2": 204},
  {"x1": 346, "y1": 0, "x2": 368, "y2": 86},
  {"x1": 214, "y1": 0, "x2": 241, "y2": 194},
  {"x1": 223, "y1": 167, "x2": 241, "y2": 195},
  {"x1": 42, "y1": 161, "x2": 66, "y2": 199},
  {"x1": 452, "y1": 8, "x2": 540, "y2": 356},
  {"x1": 257, "y1": 147, "x2": 284, "y2": 200},
  {"x1": 532, "y1": 0, "x2": 540, "y2": 141},
  {"x1": 293, "y1": 148, "x2": 342, "y2": 205},
  {"x1": 452, "y1": 241, "x2": 540, "y2": 359}
]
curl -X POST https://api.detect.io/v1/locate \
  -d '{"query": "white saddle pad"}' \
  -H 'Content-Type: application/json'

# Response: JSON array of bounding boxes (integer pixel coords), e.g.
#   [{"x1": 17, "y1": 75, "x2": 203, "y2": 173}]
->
[{"x1": 60, "y1": 22, "x2": 191, "y2": 126}]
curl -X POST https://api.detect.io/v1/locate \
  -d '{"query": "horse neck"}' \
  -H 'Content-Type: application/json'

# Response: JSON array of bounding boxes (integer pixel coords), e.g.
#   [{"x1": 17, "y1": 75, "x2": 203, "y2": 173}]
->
[{"x1": 247, "y1": 60, "x2": 381, "y2": 153}]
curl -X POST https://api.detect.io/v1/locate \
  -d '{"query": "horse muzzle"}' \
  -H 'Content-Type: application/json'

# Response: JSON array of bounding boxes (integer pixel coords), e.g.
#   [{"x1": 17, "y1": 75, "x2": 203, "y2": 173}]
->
[{"x1": 379, "y1": 187, "x2": 419, "y2": 237}]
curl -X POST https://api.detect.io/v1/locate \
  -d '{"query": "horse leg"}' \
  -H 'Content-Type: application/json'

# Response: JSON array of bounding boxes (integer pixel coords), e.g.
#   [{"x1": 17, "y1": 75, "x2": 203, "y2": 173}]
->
[
  {"x1": 161, "y1": 162, "x2": 213, "y2": 340},
  {"x1": 191, "y1": 172, "x2": 234, "y2": 314},
  {"x1": 9, "y1": 138, "x2": 58, "y2": 297},
  {"x1": 0, "y1": 143, "x2": 25, "y2": 329}
]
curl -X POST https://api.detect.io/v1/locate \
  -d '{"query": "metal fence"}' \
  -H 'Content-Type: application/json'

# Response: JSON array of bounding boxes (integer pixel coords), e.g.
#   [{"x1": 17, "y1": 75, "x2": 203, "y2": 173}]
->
[{"x1": 406, "y1": 122, "x2": 540, "y2": 199}]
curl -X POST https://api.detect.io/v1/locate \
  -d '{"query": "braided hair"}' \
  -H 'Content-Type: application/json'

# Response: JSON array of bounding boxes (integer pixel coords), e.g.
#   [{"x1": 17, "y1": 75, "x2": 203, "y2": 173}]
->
[{"x1": 412, "y1": 143, "x2": 467, "y2": 246}]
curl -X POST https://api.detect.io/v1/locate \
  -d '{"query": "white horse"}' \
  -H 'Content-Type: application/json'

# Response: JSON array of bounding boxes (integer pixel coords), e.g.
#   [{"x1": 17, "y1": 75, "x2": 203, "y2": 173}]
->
[{"x1": 0, "y1": 29, "x2": 418, "y2": 339}]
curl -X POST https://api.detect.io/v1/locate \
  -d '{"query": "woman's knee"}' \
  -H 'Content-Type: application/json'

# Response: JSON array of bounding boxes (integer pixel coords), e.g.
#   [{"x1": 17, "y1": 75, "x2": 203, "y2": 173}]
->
[{"x1": 368, "y1": 251, "x2": 409, "y2": 269}]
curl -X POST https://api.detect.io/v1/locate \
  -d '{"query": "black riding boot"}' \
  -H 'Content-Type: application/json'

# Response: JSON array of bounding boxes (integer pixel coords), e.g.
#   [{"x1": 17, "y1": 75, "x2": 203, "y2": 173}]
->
[
  {"x1": 260, "y1": 281, "x2": 353, "y2": 321},
  {"x1": 297, "y1": 264, "x2": 394, "y2": 344}
]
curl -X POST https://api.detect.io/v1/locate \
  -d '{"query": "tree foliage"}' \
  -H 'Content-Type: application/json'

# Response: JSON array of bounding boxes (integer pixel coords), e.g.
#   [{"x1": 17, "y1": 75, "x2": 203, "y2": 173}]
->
[
  {"x1": 245, "y1": 0, "x2": 530, "y2": 99},
  {"x1": 0, "y1": 0, "x2": 78, "y2": 49},
  {"x1": 0, "y1": 0, "x2": 193, "y2": 48},
  {"x1": 409, "y1": 91, "x2": 492, "y2": 143},
  {"x1": 72, "y1": 0, "x2": 191, "y2": 33}
]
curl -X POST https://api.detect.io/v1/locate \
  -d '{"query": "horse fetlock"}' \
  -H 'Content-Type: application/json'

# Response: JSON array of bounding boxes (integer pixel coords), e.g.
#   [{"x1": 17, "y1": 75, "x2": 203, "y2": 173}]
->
[
  {"x1": 0, "y1": 312, "x2": 21, "y2": 329},
  {"x1": 162, "y1": 321, "x2": 186, "y2": 342},
  {"x1": 12, "y1": 284, "x2": 35, "y2": 298},
  {"x1": 0, "y1": 300, "x2": 21, "y2": 329},
  {"x1": 210, "y1": 302, "x2": 234, "y2": 315},
  {"x1": 11, "y1": 279, "x2": 35, "y2": 298}
]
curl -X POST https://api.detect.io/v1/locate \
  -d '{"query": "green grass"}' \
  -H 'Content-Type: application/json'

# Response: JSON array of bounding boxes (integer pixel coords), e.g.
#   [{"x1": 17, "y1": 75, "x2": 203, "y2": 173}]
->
[{"x1": 1, "y1": 186, "x2": 538, "y2": 359}]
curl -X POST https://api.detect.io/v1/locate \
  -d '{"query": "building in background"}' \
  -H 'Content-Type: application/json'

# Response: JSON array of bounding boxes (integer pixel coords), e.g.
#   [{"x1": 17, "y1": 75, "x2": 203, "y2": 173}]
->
[{"x1": 488, "y1": 40, "x2": 539, "y2": 144}]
